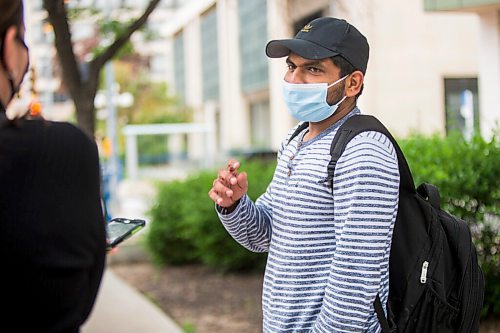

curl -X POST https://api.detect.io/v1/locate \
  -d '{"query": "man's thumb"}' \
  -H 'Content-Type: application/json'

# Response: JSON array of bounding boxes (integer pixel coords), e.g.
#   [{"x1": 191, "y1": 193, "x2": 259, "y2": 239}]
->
[{"x1": 237, "y1": 172, "x2": 248, "y2": 190}]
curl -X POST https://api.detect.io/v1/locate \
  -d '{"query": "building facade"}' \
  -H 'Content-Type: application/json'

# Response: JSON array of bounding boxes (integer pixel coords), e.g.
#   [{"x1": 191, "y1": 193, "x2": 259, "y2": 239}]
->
[
  {"x1": 424, "y1": 0, "x2": 500, "y2": 140},
  {"x1": 164, "y1": 0, "x2": 499, "y2": 157}
]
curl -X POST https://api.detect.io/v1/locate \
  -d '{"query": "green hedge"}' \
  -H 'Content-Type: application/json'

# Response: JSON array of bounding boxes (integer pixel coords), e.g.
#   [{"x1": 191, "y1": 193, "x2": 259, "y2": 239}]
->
[
  {"x1": 145, "y1": 133, "x2": 499, "y2": 317},
  {"x1": 146, "y1": 159, "x2": 275, "y2": 272}
]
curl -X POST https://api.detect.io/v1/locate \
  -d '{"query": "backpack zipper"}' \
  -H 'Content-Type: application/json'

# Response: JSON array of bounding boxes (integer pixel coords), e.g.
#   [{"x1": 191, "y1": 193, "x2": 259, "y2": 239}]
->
[{"x1": 420, "y1": 261, "x2": 429, "y2": 284}]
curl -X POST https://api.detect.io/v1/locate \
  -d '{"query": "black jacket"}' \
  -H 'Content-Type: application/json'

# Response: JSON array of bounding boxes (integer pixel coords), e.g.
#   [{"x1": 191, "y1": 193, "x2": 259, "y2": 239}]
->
[{"x1": 0, "y1": 114, "x2": 106, "y2": 333}]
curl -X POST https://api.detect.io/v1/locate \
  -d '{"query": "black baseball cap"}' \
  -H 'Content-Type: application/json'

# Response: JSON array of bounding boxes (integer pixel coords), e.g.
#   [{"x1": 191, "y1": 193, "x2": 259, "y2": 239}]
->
[{"x1": 266, "y1": 17, "x2": 369, "y2": 73}]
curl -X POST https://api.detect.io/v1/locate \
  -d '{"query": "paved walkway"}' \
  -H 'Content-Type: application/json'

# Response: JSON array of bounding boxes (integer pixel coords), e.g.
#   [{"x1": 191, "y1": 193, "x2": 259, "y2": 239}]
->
[
  {"x1": 81, "y1": 269, "x2": 183, "y2": 333},
  {"x1": 82, "y1": 178, "x2": 184, "y2": 333}
]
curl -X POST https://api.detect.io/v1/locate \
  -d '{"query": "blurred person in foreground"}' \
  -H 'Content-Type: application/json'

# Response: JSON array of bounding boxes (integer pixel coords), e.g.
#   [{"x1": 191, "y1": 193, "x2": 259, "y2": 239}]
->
[
  {"x1": 0, "y1": 1, "x2": 106, "y2": 332},
  {"x1": 209, "y1": 17, "x2": 400, "y2": 332}
]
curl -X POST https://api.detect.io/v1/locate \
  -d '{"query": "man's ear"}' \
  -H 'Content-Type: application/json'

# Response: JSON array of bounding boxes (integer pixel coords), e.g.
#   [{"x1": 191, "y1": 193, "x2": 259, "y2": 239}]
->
[
  {"x1": 2, "y1": 26, "x2": 19, "y2": 74},
  {"x1": 345, "y1": 71, "x2": 364, "y2": 97}
]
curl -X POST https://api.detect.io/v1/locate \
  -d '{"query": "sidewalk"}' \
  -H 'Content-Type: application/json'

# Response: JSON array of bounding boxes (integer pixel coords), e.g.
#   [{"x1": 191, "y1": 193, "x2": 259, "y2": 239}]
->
[
  {"x1": 82, "y1": 178, "x2": 184, "y2": 333},
  {"x1": 81, "y1": 269, "x2": 183, "y2": 333}
]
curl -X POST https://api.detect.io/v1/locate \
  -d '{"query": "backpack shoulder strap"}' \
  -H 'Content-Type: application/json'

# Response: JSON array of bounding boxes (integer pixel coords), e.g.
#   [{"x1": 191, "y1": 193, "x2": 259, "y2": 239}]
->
[
  {"x1": 374, "y1": 294, "x2": 391, "y2": 333},
  {"x1": 326, "y1": 114, "x2": 416, "y2": 193},
  {"x1": 287, "y1": 122, "x2": 309, "y2": 145}
]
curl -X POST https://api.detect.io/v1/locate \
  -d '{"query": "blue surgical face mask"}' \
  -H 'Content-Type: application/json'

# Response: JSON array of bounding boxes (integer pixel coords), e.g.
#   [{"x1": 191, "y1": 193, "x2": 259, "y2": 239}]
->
[{"x1": 282, "y1": 75, "x2": 348, "y2": 122}]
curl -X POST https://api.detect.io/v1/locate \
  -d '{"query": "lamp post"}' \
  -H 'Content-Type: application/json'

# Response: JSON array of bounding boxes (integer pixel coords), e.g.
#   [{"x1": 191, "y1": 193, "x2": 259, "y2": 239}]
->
[{"x1": 94, "y1": 63, "x2": 134, "y2": 217}]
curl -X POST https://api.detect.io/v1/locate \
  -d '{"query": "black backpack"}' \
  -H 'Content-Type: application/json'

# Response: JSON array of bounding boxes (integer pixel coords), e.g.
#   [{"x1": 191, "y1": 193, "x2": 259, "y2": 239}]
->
[{"x1": 288, "y1": 115, "x2": 485, "y2": 333}]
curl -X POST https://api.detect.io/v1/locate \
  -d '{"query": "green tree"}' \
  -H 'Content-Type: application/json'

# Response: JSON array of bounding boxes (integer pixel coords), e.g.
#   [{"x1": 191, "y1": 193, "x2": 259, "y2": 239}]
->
[{"x1": 43, "y1": 0, "x2": 161, "y2": 137}]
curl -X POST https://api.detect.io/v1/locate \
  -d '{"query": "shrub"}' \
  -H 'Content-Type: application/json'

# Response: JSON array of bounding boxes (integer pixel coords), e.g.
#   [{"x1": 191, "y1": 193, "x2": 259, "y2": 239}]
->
[
  {"x1": 400, "y1": 133, "x2": 500, "y2": 318},
  {"x1": 145, "y1": 176, "x2": 199, "y2": 266},
  {"x1": 146, "y1": 159, "x2": 276, "y2": 272}
]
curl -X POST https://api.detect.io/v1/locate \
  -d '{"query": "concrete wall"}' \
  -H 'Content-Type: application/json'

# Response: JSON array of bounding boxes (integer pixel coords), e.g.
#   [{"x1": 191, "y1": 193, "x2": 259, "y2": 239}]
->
[
  {"x1": 361, "y1": 0, "x2": 479, "y2": 137},
  {"x1": 478, "y1": 10, "x2": 500, "y2": 139}
]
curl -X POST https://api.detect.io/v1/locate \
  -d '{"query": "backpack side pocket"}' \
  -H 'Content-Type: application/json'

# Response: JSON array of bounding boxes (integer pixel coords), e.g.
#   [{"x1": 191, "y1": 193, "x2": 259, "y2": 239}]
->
[{"x1": 405, "y1": 279, "x2": 459, "y2": 333}]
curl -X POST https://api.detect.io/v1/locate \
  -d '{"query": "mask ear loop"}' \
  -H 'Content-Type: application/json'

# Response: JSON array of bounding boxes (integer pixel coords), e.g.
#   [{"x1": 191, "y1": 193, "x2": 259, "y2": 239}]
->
[
  {"x1": 326, "y1": 75, "x2": 349, "y2": 89},
  {"x1": 327, "y1": 74, "x2": 349, "y2": 107}
]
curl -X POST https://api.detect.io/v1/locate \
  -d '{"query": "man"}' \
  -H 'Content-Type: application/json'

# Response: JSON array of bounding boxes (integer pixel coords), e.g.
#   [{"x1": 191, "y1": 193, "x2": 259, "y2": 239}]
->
[{"x1": 209, "y1": 17, "x2": 400, "y2": 332}]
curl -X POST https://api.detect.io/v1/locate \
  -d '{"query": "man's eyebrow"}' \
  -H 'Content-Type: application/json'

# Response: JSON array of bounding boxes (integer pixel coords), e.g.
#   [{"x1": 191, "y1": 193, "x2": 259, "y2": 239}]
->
[{"x1": 286, "y1": 57, "x2": 325, "y2": 68}]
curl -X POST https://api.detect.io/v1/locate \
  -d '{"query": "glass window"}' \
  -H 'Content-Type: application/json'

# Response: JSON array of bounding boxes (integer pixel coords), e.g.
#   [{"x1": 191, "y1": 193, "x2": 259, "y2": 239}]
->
[
  {"x1": 444, "y1": 78, "x2": 480, "y2": 138},
  {"x1": 201, "y1": 8, "x2": 220, "y2": 102},
  {"x1": 238, "y1": 0, "x2": 268, "y2": 93},
  {"x1": 173, "y1": 31, "x2": 186, "y2": 105}
]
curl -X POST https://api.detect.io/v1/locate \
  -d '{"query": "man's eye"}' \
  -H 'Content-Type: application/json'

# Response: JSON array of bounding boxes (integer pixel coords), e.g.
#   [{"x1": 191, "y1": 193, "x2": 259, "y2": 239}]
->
[{"x1": 309, "y1": 67, "x2": 321, "y2": 73}]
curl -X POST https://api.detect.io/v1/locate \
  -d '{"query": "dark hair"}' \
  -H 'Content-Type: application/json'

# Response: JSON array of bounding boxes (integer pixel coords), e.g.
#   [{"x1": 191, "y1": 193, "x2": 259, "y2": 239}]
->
[
  {"x1": 0, "y1": 1, "x2": 29, "y2": 122},
  {"x1": 331, "y1": 55, "x2": 364, "y2": 97},
  {"x1": 0, "y1": 0, "x2": 24, "y2": 36}
]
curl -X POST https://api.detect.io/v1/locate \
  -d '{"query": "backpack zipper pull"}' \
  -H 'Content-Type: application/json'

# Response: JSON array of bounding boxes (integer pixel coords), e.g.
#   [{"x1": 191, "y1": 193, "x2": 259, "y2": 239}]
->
[{"x1": 420, "y1": 261, "x2": 429, "y2": 284}]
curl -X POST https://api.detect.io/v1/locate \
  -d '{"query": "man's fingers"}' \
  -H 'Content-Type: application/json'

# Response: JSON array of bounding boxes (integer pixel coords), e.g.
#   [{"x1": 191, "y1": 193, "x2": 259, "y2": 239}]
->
[
  {"x1": 208, "y1": 188, "x2": 225, "y2": 205},
  {"x1": 209, "y1": 188, "x2": 235, "y2": 207},
  {"x1": 209, "y1": 160, "x2": 246, "y2": 207},
  {"x1": 227, "y1": 160, "x2": 240, "y2": 173},
  {"x1": 218, "y1": 168, "x2": 235, "y2": 186},
  {"x1": 208, "y1": 188, "x2": 219, "y2": 203},
  {"x1": 219, "y1": 160, "x2": 241, "y2": 186},
  {"x1": 212, "y1": 180, "x2": 234, "y2": 199}
]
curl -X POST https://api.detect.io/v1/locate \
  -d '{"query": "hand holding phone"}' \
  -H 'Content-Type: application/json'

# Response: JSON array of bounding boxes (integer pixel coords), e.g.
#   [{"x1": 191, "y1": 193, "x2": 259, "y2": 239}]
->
[{"x1": 106, "y1": 218, "x2": 146, "y2": 250}]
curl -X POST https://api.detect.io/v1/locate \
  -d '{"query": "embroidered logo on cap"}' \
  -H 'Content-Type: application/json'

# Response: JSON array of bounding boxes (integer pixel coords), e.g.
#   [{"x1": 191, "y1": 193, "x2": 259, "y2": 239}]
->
[{"x1": 301, "y1": 23, "x2": 313, "y2": 32}]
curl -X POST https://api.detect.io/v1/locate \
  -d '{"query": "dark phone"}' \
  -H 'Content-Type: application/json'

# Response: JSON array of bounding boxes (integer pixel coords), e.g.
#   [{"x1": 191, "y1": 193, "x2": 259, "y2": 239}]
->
[{"x1": 106, "y1": 218, "x2": 146, "y2": 250}]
